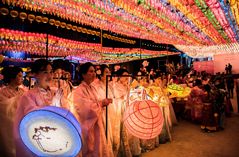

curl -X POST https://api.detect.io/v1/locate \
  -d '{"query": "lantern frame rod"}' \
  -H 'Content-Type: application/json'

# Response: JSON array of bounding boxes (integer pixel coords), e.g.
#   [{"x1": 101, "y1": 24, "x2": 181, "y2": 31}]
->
[{"x1": 46, "y1": 33, "x2": 49, "y2": 60}]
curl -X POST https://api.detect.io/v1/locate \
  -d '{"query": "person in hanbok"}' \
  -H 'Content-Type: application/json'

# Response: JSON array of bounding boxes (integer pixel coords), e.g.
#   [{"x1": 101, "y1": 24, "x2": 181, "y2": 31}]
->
[
  {"x1": 13, "y1": 59, "x2": 64, "y2": 157},
  {"x1": 114, "y1": 69, "x2": 141, "y2": 157},
  {"x1": 0, "y1": 67, "x2": 25, "y2": 157},
  {"x1": 51, "y1": 60, "x2": 71, "y2": 98},
  {"x1": 186, "y1": 79, "x2": 206, "y2": 122},
  {"x1": 72, "y1": 62, "x2": 113, "y2": 157},
  {"x1": 92, "y1": 64, "x2": 118, "y2": 156},
  {"x1": 201, "y1": 84, "x2": 217, "y2": 132},
  {"x1": 63, "y1": 71, "x2": 74, "y2": 92}
]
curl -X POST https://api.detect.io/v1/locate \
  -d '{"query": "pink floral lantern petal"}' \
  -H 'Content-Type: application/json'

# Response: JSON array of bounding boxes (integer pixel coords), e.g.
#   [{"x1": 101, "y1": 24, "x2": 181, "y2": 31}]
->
[{"x1": 123, "y1": 100, "x2": 164, "y2": 139}]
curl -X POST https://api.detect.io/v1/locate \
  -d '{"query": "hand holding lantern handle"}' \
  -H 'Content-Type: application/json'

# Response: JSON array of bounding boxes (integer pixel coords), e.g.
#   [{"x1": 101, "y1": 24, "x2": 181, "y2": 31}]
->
[
  {"x1": 101, "y1": 98, "x2": 112, "y2": 107},
  {"x1": 52, "y1": 88, "x2": 63, "y2": 107}
]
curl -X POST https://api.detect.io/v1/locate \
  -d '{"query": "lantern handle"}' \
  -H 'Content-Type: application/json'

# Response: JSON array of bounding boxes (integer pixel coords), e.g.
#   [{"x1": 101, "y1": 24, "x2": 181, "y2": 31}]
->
[{"x1": 142, "y1": 89, "x2": 147, "y2": 100}]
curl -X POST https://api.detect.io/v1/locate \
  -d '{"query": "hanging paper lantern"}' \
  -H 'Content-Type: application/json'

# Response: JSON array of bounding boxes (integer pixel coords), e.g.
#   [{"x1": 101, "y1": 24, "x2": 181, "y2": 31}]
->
[
  {"x1": 60, "y1": 22, "x2": 66, "y2": 28},
  {"x1": 35, "y1": 16, "x2": 42, "y2": 23},
  {"x1": 72, "y1": 26, "x2": 77, "y2": 31},
  {"x1": 54, "y1": 20, "x2": 60, "y2": 27},
  {"x1": 66, "y1": 24, "x2": 72, "y2": 30},
  {"x1": 19, "y1": 12, "x2": 27, "y2": 21},
  {"x1": 19, "y1": 106, "x2": 82, "y2": 157},
  {"x1": 123, "y1": 100, "x2": 164, "y2": 139},
  {"x1": 10, "y1": 10, "x2": 18, "y2": 18},
  {"x1": 0, "y1": 8, "x2": 9, "y2": 15},
  {"x1": 0, "y1": 55, "x2": 4, "y2": 63},
  {"x1": 49, "y1": 19, "x2": 55, "y2": 25},
  {"x1": 28, "y1": 14, "x2": 35, "y2": 23},
  {"x1": 41, "y1": 17, "x2": 49, "y2": 24}
]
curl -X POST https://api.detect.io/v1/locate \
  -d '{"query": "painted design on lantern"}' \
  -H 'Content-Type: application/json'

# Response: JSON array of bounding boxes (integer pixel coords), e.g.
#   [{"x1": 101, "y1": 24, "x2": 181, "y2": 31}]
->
[{"x1": 32, "y1": 126, "x2": 69, "y2": 153}]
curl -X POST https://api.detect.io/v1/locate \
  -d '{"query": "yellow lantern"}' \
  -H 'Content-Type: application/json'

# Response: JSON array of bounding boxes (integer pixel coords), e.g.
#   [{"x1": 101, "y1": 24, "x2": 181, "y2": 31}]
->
[
  {"x1": 0, "y1": 8, "x2": 9, "y2": 16},
  {"x1": 10, "y1": 10, "x2": 18, "y2": 18},
  {"x1": 49, "y1": 19, "x2": 55, "y2": 25},
  {"x1": 72, "y1": 25, "x2": 77, "y2": 31},
  {"x1": 28, "y1": 14, "x2": 35, "y2": 23},
  {"x1": 41, "y1": 17, "x2": 49, "y2": 24},
  {"x1": 81, "y1": 28, "x2": 87, "y2": 33},
  {"x1": 60, "y1": 22, "x2": 66, "y2": 28},
  {"x1": 54, "y1": 20, "x2": 61, "y2": 27},
  {"x1": 0, "y1": 55, "x2": 4, "y2": 63},
  {"x1": 19, "y1": 12, "x2": 27, "y2": 21},
  {"x1": 66, "y1": 24, "x2": 72, "y2": 30},
  {"x1": 77, "y1": 27, "x2": 82, "y2": 32},
  {"x1": 35, "y1": 16, "x2": 42, "y2": 23}
]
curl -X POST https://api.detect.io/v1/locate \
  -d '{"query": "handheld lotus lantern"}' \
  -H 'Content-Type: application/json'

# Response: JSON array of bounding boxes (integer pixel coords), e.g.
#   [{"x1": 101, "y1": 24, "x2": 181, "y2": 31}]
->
[
  {"x1": 123, "y1": 89, "x2": 164, "y2": 140},
  {"x1": 167, "y1": 84, "x2": 191, "y2": 98},
  {"x1": 19, "y1": 106, "x2": 82, "y2": 157}
]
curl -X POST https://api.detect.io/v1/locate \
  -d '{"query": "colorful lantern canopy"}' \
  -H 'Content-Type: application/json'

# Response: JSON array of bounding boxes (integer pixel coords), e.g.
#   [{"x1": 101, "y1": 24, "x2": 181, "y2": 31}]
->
[
  {"x1": 123, "y1": 100, "x2": 164, "y2": 139},
  {"x1": 0, "y1": 28, "x2": 177, "y2": 63},
  {"x1": 19, "y1": 106, "x2": 82, "y2": 157},
  {"x1": 1, "y1": 0, "x2": 239, "y2": 59}
]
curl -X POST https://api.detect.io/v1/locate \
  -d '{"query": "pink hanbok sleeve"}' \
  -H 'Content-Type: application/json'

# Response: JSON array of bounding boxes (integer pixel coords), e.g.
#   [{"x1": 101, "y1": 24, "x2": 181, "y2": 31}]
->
[
  {"x1": 14, "y1": 90, "x2": 48, "y2": 157},
  {"x1": 0, "y1": 95, "x2": 21, "y2": 157},
  {"x1": 73, "y1": 85, "x2": 102, "y2": 129},
  {"x1": 72, "y1": 83, "x2": 111, "y2": 157}
]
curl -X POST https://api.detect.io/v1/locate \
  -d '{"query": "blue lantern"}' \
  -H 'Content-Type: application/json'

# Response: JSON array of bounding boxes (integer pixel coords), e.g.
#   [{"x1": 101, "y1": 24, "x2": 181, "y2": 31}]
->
[{"x1": 19, "y1": 106, "x2": 82, "y2": 157}]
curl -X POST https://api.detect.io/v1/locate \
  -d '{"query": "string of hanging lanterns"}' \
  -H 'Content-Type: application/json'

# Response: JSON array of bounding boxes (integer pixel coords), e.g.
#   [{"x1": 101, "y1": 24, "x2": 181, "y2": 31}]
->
[
  {"x1": 168, "y1": 0, "x2": 227, "y2": 44},
  {"x1": 0, "y1": 7, "x2": 141, "y2": 44},
  {"x1": 219, "y1": 1, "x2": 239, "y2": 41},
  {"x1": 3, "y1": 0, "x2": 237, "y2": 46},
  {"x1": 195, "y1": 0, "x2": 230, "y2": 42},
  {"x1": 1, "y1": 0, "x2": 239, "y2": 60},
  {"x1": 205, "y1": 0, "x2": 237, "y2": 42},
  {"x1": 175, "y1": 43, "x2": 239, "y2": 58},
  {"x1": 229, "y1": 0, "x2": 239, "y2": 27},
  {"x1": 0, "y1": 28, "x2": 177, "y2": 63}
]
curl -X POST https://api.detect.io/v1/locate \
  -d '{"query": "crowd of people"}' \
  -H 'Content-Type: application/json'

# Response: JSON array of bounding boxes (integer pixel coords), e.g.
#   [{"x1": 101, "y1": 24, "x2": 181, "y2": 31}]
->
[{"x1": 0, "y1": 59, "x2": 235, "y2": 157}]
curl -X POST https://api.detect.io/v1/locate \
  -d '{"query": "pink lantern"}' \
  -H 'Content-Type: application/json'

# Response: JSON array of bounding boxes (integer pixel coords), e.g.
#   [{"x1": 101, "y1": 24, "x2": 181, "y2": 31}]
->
[{"x1": 123, "y1": 100, "x2": 164, "y2": 139}]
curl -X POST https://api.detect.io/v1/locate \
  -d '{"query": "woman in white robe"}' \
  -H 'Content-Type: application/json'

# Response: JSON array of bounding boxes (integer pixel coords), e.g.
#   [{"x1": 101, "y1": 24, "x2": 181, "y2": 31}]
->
[
  {"x1": 13, "y1": 59, "x2": 64, "y2": 157},
  {"x1": 113, "y1": 69, "x2": 141, "y2": 157},
  {"x1": 92, "y1": 65, "x2": 117, "y2": 155},
  {"x1": 72, "y1": 62, "x2": 113, "y2": 157},
  {"x1": 0, "y1": 67, "x2": 25, "y2": 157}
]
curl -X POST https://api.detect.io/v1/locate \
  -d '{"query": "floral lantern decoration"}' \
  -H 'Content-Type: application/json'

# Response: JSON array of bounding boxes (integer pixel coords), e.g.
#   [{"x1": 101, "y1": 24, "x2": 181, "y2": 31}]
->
[
  {"x1": 123, "y1": 100, "x2": 164, "y2": 139},
  {"x1": 167, "y1": 84, "x2": 191, "y2": 98},
  {"x1": 19, "y1": 106, "x2": 82, "y2": 157}
]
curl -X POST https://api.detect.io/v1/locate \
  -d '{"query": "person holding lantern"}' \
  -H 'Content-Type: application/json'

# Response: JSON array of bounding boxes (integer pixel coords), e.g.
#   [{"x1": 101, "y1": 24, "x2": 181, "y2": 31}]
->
[
  {"x1": 72, "y1": 62, "x2": 113, "y2": 157},
  {"x1": 13, "y1": 59, "x2": 64, "y2": 157},
  {"x1": 113, "y1": 68, "x2": 141, "y2": 157},
  {"x1": 0, "y1": 66, "x2": 25, "y2": 157},
  {"x1": 92, "y1": 64, "x2": 117, "y2": 156}
]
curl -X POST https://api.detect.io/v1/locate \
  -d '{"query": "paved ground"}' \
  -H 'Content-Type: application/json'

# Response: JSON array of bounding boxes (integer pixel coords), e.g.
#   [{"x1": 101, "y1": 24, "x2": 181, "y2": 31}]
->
[{"x1": 142, "y1": 114, "x2": 239, "y2": 157}]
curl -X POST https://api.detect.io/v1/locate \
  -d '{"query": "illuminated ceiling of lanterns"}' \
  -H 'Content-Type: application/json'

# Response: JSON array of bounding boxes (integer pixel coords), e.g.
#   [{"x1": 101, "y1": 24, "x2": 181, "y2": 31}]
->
[{"x1": 0, "y1": 0, "x2": 239, "y2": 62}]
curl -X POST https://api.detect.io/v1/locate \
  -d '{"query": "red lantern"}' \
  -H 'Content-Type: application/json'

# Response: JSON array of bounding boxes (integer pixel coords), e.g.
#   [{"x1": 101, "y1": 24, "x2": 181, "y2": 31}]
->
[{"x1": 123, "y1": 100, "x2": 164, "y2": 139}]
